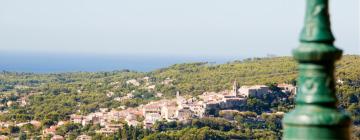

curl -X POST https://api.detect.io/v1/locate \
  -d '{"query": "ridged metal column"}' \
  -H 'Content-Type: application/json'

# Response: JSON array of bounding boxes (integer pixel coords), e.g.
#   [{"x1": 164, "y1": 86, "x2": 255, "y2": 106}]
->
[{"x1": 282, "y1": 0, "x2": 351, "y2": 139}]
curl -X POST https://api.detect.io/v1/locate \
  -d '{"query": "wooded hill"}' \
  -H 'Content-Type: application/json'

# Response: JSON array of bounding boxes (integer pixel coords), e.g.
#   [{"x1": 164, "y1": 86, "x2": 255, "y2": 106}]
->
[{"x1": 0, "y1": 55, "x2": 359, "y2": 123}]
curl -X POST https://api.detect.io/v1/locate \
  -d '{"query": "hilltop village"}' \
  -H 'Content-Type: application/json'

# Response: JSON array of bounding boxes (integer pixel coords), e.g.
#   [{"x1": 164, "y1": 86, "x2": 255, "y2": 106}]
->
[{"x1": 34, "y1": 77, "x2": 296, "y2": 139}]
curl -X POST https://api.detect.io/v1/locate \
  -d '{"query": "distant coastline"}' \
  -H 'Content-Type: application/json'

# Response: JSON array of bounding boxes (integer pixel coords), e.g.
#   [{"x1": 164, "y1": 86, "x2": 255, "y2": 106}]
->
[{"x1": 0, "y1": 52, "x2": 242, "y2": 73}]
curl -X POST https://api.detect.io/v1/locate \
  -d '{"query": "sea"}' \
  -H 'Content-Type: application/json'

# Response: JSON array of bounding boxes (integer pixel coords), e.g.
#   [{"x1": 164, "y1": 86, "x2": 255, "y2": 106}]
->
[{"x1": 0, "y1": 52, "x2": 241, "y2": 73}]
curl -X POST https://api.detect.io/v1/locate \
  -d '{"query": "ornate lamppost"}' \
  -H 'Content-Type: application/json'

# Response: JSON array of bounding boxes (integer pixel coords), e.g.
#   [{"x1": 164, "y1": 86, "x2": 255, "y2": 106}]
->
[{"x1": 282, "y1": 0, "x2": 351, "y2": 139}]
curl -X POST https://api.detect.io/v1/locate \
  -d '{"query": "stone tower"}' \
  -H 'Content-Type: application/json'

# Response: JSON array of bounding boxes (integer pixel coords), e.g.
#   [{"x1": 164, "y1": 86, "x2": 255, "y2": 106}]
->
[{"x1": 232, "y1": 80, "x2": 238, "y2": 96}]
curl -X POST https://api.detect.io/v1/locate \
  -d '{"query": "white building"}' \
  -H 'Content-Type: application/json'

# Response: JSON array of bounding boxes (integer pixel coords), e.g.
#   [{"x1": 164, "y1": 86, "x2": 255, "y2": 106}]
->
[
  {"x1": 176, "y1": 107, "x2": 193, "y2": 121},
  {"x1": 144, "y1": 113, "x2": 162, "y2": 128},
  {"x1": 238, "y1": 85, "x2": 269, "y2": 98},
  {"x1": 161, "y1": 105, "x2": 177, "y2": 121},
  {"x1": 189, "y1": 103, "x2": 205, "y2": 118},
  {"x1": 125, "y1": 114, "x2": 138, "y2": 126},
  {"x1": 143, "y1": 104, "x2": 161, "y2": 115}
]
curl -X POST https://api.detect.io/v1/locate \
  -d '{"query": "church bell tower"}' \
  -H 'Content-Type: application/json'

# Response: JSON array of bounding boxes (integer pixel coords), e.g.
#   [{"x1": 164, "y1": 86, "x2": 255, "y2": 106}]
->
[{"x1": 232, "y1": 80, "x2": 238, "y2": 97}]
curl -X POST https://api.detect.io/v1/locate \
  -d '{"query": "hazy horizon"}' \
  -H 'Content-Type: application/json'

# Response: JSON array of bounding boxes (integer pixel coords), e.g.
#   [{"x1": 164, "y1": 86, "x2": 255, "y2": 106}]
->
[
  {"x1": 0, "y1": 52, "x2": 243, "y2": 73},
  {"x1": 1, "y1": 52, "x2": 359, "y2": 73},
  {"x1": 0, "y1": 0, "x2": 358, "y2": 73}
]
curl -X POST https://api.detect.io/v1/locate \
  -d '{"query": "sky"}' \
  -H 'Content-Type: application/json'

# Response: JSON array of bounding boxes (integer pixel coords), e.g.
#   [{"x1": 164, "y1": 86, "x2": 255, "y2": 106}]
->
[{"x1": 0, "y1": 0, "x2": 359, "y2": 59}]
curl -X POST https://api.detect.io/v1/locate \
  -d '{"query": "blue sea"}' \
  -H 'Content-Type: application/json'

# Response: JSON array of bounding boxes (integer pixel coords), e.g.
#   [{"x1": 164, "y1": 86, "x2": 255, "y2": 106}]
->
[{"x1": 0, "y1": 52, "x2": 241, "y2": 73}]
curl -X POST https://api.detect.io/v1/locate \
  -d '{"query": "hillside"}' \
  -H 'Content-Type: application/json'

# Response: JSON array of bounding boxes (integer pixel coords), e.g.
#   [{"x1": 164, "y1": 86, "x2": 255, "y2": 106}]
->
[
  {"x1": 150, "y1": 55, "x2": 360, "y2": 95},
  {"x1": 0, "y1": 55, "x2": 359, "y2": 123}
]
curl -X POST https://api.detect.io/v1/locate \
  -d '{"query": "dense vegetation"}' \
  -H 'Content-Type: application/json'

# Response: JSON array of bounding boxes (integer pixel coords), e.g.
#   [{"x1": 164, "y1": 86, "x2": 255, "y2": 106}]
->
[{"x1": 0, "y1": 55, "x2": 359, "y2": 139}]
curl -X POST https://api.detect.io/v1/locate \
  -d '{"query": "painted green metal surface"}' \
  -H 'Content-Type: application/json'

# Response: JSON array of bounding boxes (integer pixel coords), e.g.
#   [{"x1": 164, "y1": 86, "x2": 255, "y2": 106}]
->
[{"x1": 282, "y1": 0, "x2": 351, "y2": 139}]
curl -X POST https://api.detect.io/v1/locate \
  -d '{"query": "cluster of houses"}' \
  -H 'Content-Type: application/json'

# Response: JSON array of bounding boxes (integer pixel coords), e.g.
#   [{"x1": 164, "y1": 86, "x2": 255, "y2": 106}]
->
[
  {"x1": 0, "y1": 94, "x2": 31, "y2": 111},
  {"x1": 66, "y1": 108, "x2": 141, "y2": 136},
  {"x1": 64, "y1": 81, "x2": 296, "y2": 135}
]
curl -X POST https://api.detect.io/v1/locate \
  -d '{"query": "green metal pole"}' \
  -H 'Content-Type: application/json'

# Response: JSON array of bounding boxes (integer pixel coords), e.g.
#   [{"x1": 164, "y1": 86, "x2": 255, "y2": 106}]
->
[{"x1": 282, "y1": 0, "x2": 351, "y2": 139}]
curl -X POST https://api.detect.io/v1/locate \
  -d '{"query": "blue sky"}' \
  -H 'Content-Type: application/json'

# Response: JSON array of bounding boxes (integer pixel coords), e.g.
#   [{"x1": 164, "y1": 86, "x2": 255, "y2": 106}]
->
[{"x1": 0, "y1": 0, "x2": 358, "y2": 59}]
